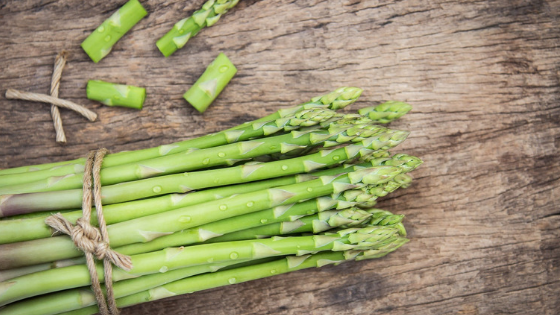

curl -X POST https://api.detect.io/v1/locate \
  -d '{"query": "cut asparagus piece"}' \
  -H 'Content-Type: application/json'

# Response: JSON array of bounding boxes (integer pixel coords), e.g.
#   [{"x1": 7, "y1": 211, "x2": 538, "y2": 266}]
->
[
  {"x1": 0, "y1": 87, "x2": 362, "y2": 179},
  {"x1": 184, "y1": 53, "x2": 237, "y2": 113},
  {"x1": 86, "y1": 80, "x2": 146, "y2": 109},
  {"x1": 156, "y1": 0, "x2": 239, "y2": 57},
  {"x1": 0, "y1": 165, "x2": 404, "y2": 269},
  {"x1": 0, "y1": 224, "x2": 404, "y2": 306},
  {"x1": 81, "y1": 0, "x2": 147, "y2": 63}
]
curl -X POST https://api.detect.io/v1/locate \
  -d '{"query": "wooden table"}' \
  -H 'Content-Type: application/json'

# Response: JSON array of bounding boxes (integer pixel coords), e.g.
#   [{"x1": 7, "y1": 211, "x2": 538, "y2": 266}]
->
[{"x1": 1, "y1": 0, "x2": 559, "y2": 314}]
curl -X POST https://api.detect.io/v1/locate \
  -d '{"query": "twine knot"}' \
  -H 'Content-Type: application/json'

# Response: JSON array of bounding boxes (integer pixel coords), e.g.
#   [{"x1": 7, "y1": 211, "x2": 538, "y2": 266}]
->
[
  {"x1": 45, "y1": 214, "x2": 132, "y2": 271},
  {"x1": 45, "y1": 148, "x2": 130, "y2": 315}
]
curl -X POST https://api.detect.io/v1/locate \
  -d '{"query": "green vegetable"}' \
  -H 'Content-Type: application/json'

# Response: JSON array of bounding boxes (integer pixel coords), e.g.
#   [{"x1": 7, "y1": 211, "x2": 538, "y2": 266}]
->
[
  {"x1": 0, "y1": 165, "x2": 406, "y2": 269},
  {"x1": 0, "y1": 236, "x2": 409, "y2": 315},
  {"x1": 81, "y1": 0, "x2": 147, "y2": 63},
  {"x1": 0, "y1": 87, "x2": 362, "y2": 187},
  {"x1": 86, "y1": 80, "x2": 146, "y2": 109},
  {"x1": 0, "y1": 224, "x2": 405, "y2": 306},
  {"x1": 358, "y1": 101, "x2": 412, "y2": 124},
  {"x1": 0, "y1": 88, "x2": 420, "y2": 315},
  {"x1": 0, "y1": 127, "x2": 409, "y2": 217},
  {"x1": 156, "y1": 0, "x2": 239, "y2": 57},
  {"x1": 183, "y1": 53, "x2": 237, "y2": 113}
]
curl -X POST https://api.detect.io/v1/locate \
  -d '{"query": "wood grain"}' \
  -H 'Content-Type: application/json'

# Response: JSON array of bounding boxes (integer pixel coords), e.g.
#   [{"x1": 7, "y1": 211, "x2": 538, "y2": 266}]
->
[{"x1": 1, "y1": 0, "x2": 559, "y2": 314}]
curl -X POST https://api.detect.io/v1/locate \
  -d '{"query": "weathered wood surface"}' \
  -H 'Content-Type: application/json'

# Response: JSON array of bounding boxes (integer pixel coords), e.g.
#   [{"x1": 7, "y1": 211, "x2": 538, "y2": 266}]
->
[{"x1": 1, "y1": 0, "x2": 559, "y2": 314}]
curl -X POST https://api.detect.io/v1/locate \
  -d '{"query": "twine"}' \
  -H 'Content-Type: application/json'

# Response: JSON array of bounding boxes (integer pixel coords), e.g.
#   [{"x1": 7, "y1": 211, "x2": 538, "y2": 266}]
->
[
  {"x1": 50, "y1": 51, "x2": 69, "y2": 143},
  {"x1": 5, "y1": 89, "x2": 97, "y2": 121},
  {"x1": 45, "y1": 149, "x2": 131, "y2": 315}
]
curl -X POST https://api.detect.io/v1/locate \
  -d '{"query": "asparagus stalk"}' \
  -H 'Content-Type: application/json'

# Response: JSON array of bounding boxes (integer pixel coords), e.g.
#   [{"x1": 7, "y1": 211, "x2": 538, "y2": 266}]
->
[
  {"x1": 0, "y1": 259, "x2": 252, "y2": 315},
  {"x1": 0, "y1": 87, "x2": 362, "y2": 178},
  {"x1": 0, "y1": 158, "x2": 417, "y2": 282},
  {"x1": 0, "y1": 235, "x2": 409, "y2": 315},
  {"x1": 358, "y1": 101, "x2": 412, "y2": 124},
  {"x1": 0, "y1": 173, "x2": 305, "y2": 244},
  {"x1": 0, "y1": 180, "x2": 404, "y2": 281},
  {"x1": 1, "y1": 118, "x2": 393, "y2": 196},
  {"x1": 184, "y1": 53, "x2": 237, "y2": 113},
  {"x1": 0, "y1": 169, "x2": 415, "y2": 282},
  {"x1": 208, "y1": 204, "x2": 408, "y2": 244},
  {"x1": 86, "y1": 80, "x2": 146, "y2": 109},
  {"x1": 0, "y1": 224, "x2": 404, "y2": 305},
  {"x1": 0, "y1": 165, "x2": 404, "y2": 270},
  {"x1": 0, "y1": 128, "x2": 408, "y2": 217},
  {"x1": 81, "y1": 0, "x2": 147, "y2": 63},
  {"x1": 112, "y1": 177, "x2": 409, "y2": 257},
  {"x1": 156, "y1": 0, "x2": 239, "y2": 57},
  {"x1": 0, "y1": 153, "x2": 419, "y2": 244},
  {"x1": 0, "y1": 89, "x2": 361, "y2": 190}
]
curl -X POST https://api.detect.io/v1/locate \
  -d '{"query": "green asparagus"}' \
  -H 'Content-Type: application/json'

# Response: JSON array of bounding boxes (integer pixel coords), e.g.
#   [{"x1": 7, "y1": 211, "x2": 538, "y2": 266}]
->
[
  {"x1": 86, "y1": 80, "x2": 146, "y2": 109},
  {"x1": 0, "y1": 224, "x2": 404, "y2": 306},
  {"x1": 81, "y1": 0, "x2": 147, "y2": 63},
  {"x1": 183, "y1": 53, "x2": 237, "y2": 113},
  {"x1": 0, "y1": 87, "x2": 362, "y2": 188},
  {"x1": 156, "y1": 0, "x2": 239, "y2": 57}
]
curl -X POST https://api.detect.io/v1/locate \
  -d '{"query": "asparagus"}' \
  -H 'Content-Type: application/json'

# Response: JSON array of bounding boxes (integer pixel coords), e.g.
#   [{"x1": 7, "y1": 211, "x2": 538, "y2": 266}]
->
[
  {"x1": 0, "y1": 173, "x2": 305, "y2": 244},
  {"x1": 358, "y1": 101, "x2": 412, "y2": 124},
  {"x1": 0, "y1": 157, "x2": 417, "y2": 282},
  {"x1": 0, "y1": 162, "x2": 416, "y2": 281},
  {"x1": 81, "y1": 0, "x2": 147, "y2": 63},
  {"x1": 208, "y1": 205, "x2": 408, "y2": 244},
  {"x1": 0, "y1": 164, "x2": 404, "y2": 270},
  {"x1": 184, "y1": 53, "x2": 237, "y2": 113},
  {"x1": 112, "y1": 177, "x2": 409, "y2": 257},
  {"x1": 86, "y1": 80, "x2": 146, "y2": 109},
  {"x1": 1, "y1": 117, "x2": 393, "y2": 195},
  {"x1": 0, "y1": 128, "x2": 408, "y2": 217},
  {"x1": 0, "y1": 234, "x2": 409, "y2": 315},
  {"x1": 156, "y1": 0, "x2": 239, "y2": 57},
  {"x1": 0, "y1": 259, "x2": 251, "y2": 315},
  {"x1": 0, "y1": 154, "x2": 384, "y2": 244},
  {"x1": 0, "y1": 87, "x2": 362, "y2": 188},
  {"x1": 0, "y1": 224, "x2": 404, "y2": 305}
]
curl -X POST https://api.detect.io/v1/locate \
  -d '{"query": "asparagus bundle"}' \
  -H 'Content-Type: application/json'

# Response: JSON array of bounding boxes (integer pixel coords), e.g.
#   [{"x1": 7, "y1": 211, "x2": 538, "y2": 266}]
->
[{"x1": 0, "y1": 88, "x2": 418, "y2": 315}]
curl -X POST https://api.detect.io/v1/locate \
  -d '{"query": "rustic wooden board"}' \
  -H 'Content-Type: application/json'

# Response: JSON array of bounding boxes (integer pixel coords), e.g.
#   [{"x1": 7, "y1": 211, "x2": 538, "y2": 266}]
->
[{"x1": 1, "y1": 0, "x2": 559, "y2": 314}]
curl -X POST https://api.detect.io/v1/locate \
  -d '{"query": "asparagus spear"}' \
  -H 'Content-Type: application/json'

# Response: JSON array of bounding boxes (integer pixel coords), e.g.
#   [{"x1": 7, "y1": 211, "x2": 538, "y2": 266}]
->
[
  {"x1": 0, "y1": 235, "x2": 409, "y2": 315},
  {"x1": 0, "y1": 165, "x2": 404, "y2": 269},
  {"x1": 358, "y1": 101, "x2": 412, "y2": 124},
  {"x1": 81, "y1": 0, "x2": 147, "y2": 63},
  {"x1": 0, "y1": 129, "x2": 409, "y2": 217},
  {"x1": 0, "y1": 87, "x2": 362, "y2": 188},
  {"x1": 0, "y1": 259, "x2": 251, "y2": 315},
  {"x1": 112, "y1": 178, "x2": 409, "y2": 256},
  {"x1": 0, "y1": 159, "x2": 416, "y2": 282},
  {"x1": 207, "y1": 205, "x2": 408, "y2": 244},
  {"x1": 184, "y1": 53, "x2": 237, "y2": 113},
  {"x1": 86, "y1": 80, "x2": 146, "y2": 109},
  {"x1": 1, "y1": 118, "x2": 393, "y2": 196},
  {"x1": 156, "y1": 0, "x2": 239, "y2": 57},
  {"x1": 0, "y1": 171, "x2": 414, "y2": 281},
  {"x1": 0, "y1": 153, "x2": 418, "y2": 244},
  {"x1": 0, "y1": 224, "x2": 404, "y2": 305},
  {"x1": 0, "y1": 181, "x2": 404, "y2": 281}
]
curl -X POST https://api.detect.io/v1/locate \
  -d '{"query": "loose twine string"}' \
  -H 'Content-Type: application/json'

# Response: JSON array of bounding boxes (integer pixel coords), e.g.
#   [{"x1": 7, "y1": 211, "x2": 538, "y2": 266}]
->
[
  {"x1": 45, "y1": 149, "x2": 132, "y2": 315},
  {"x1": 4, "y1": 51, "x2": 97, "y2": 143},
  {"x1": 50, "y1": 51, "x2": 69, "y2": 143}
]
